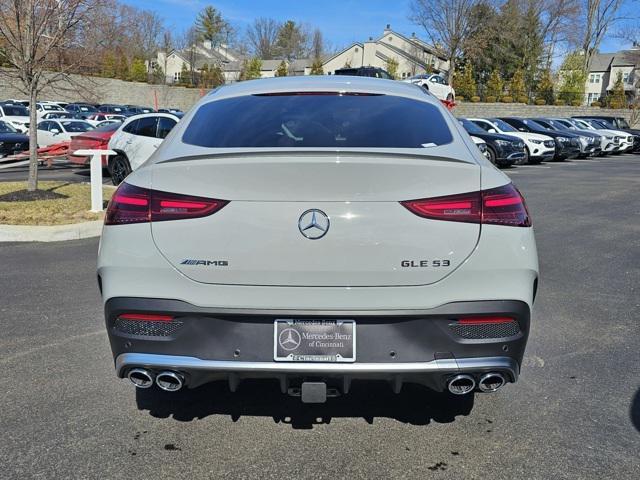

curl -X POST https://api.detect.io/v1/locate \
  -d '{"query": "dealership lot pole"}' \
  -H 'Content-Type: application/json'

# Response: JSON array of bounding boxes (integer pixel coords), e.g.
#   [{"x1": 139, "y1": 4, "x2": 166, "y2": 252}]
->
[{"x1": 73, "y1": 149, "x2": 117, "y2": 212}]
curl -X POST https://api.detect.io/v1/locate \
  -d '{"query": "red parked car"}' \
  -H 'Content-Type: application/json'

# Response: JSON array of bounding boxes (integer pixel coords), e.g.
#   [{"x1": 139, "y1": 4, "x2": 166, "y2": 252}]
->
[{"x1": 68, "y1": 123, "x2": 120, "y2": 166}]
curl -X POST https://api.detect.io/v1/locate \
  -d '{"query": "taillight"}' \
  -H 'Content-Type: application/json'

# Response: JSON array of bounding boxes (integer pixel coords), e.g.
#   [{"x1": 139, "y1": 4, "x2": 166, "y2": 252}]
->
[
  {"x1": 105, "y1": 182, "x2": 228, "y2": 225},
  {"x1": 401, "y1": 183, "x2": 531, "y2": 227}
]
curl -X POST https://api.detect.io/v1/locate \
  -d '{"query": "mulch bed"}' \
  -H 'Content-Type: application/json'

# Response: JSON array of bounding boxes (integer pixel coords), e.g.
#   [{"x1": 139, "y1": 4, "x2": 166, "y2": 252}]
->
[{"x1": 0, "y1": 189, "x2": 67, "y2": 202}]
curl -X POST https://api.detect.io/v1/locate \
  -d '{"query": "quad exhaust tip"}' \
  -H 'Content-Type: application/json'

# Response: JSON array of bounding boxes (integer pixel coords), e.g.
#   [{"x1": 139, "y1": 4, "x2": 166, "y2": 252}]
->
[
  {"x1": 447, "y1": 374, "x2": 476, "y2": 395},
  {"x1": 155, "y1": 371, "x2": 184, "y2": 392},
  {"x1": 478, "y1": 372, "x2": 506, "y2": 393},
  {"x1": 127, "y1": 368, "x2": 154, "y2": 389}
]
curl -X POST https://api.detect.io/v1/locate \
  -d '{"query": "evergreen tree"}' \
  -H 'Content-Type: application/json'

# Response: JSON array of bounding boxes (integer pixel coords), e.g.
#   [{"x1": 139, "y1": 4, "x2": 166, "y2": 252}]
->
[
  {"x1": 608, "y1": 71, "x2": 626, "y2": 109},
  {"x1": 276, "y1": 60, "x2": 288, "y2": 77},
  {"x1": 485, "y1": 69, "x2": 503, "y2": 99},
  {"x1": 275, "y1": 20, "x2": 307, "y2": 60},
  {"x1": 196, "y1": 6, "x2": 229, "y2": 47},
  {"x1": 102, "y1": 52, "x2": 116, "y2": 78},
  {"x1": 179, "y1": 62, "x2": 190, "y2": 86},
  {"x1": 129, "y1": 58, "x2": 148, "y2": 82},
  {"x1": 309, "y1": 58, "x2": 324, "y2": 75},
  {"x1": 509, "y1": 68, "x2": 526, "y2": 99},
  {"x1": 454, "y1": 64, "x2": 477, "y2": 99},
  {"x1": 116, "y1": 53, "x2": 130, "y2": 80},
  {"x1": 384, "y1": 57, "x2": 399, "y2": 79},
  {"x1": 240, "y1": 57, "x2": 262, "y2": 80},
  {"x1": 536, "y1": 68, "x2": 555, "y2": 104},
  {"x1": 558, "y1": 52, "x2": 587, "y2": 104}
]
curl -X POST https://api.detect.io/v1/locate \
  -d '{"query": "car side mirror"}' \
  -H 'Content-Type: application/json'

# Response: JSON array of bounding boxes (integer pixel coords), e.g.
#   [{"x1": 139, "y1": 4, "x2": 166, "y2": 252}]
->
[
  {"x1": 51, "y1": 129, "x2": 60, "y2": 134},
  {"x1": 488, "y1": 128, "x2": 497, "y2": 133},
  {"x1": 518, "y1": 128, "x2": 526, "y2": 132}
]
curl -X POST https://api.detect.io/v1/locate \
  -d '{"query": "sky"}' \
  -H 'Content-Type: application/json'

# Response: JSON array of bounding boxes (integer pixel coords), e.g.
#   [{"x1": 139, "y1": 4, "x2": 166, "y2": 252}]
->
[{"x1": 122, "y1": 0, "x2": 637, "y2": 54}]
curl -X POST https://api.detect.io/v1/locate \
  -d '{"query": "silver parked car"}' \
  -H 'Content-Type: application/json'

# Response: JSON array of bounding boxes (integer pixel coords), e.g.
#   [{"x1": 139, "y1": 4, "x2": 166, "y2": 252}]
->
[{"x1": 98, "y1": 76, "x2": 539, "y2": 403}]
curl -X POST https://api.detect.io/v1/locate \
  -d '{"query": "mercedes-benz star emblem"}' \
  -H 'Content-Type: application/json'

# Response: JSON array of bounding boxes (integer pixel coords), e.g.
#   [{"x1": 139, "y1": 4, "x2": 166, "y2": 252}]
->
[
  {"x1": 298, "y1": 209, "x2": 330, "y2": 240},
  {"x1": 278, "y1": 328, "x2": 302, "y2": 351}
]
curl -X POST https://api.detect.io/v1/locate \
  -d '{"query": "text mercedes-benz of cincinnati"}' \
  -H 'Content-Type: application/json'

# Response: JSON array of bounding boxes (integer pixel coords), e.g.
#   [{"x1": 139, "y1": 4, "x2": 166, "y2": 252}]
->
[{"x1": 98, "y1": 76, "x2": 539, "y2": 403}]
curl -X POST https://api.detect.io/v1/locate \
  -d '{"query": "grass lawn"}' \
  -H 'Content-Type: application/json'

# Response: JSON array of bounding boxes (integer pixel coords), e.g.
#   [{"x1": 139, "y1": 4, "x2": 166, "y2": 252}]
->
[{"x1": 0, "y1": 181, "x2": 115, "y2": 225}]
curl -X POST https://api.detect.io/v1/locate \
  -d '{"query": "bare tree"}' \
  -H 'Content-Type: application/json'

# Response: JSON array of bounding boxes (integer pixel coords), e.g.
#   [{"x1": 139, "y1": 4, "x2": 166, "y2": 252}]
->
[
  {"x1": 311, "y1": 28, "x2": 324, "y2": 59},
  {"x1": 579, "y1": 0, "x2": 625, "y2": 70},
  {"x1": 0, "y1": 0, "x2": 102, "y2": 191},
  {"x1": 246, "y1": 18, "x2": 281, "y2": 59},
  {"x1": 409, "y1": 0, "x2": 479, "y2": 84},
  {"x1": 133, "y1": 10, "x2": 164, "y2": 66}
]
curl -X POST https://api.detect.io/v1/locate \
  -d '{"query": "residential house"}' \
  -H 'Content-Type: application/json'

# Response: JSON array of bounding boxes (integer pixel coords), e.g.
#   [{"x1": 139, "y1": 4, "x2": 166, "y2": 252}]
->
[
  {"x1": 585, "y1": 46, "x2": 640, "y2": 104},
  {"x1": 322, "y1": 25, "x2": 449, "y2": 78},
  {"x1": 152, "y1": 25, "x2": 448, "y2": 85}
]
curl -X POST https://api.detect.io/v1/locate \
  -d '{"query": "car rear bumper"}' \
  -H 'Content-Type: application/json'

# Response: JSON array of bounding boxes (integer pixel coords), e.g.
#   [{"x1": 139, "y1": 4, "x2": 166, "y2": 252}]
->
[{"x1": 107, "y1": 298, "x2": 530, "y2": 392}]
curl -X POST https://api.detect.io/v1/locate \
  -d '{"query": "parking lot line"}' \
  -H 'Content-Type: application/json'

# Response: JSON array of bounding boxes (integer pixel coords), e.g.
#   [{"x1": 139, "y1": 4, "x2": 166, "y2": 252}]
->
[
  {"x1": 515, "y1": 165, "x2": 551, "y2": 169},
  {"x1": 0, "y1": 160, "x2": 30, "y2": 170}
]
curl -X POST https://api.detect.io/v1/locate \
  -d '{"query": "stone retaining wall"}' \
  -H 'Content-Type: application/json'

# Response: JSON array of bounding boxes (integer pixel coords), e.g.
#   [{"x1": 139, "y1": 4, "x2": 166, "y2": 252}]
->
[{"x1": 0, "y1": 70, "x2": 204, "y2": 112}]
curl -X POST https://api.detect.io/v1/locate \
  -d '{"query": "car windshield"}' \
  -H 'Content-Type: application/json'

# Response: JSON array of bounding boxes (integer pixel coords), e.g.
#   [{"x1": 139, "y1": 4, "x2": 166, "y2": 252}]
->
[
  {"x1": 42, "y1": 105, "x2": 62, "y2": 111},
  {"x1": 95, "y1": 122, "x2": 121, "y2": 132},
  {"x1": 2, "y1": 105, "x2": 28, "y2": 116},
  {"x1": 0, "y1": 121, "x2": 17, "y2": 133},
  {"x1": 555, "y1": 119, "x2": 575, "y2": 129},
  {"x1": 572, "y1": 119, "x2": 593, "y2": 130},
  {"x1": 183, "y1": 93, "x2": 453, "y2": 148},
  {"x1": 459, "y1": 118, "x2": 486, "y2": 135},
  {"x1": 489, "y1": 118, "x2": 517, "y2": 132},
  {"x1": 522, "y1": 119, "x2": 549, "y2": 130},
  {"x1": 61, "y1": 121, "x2": 92, "y2": 132}
]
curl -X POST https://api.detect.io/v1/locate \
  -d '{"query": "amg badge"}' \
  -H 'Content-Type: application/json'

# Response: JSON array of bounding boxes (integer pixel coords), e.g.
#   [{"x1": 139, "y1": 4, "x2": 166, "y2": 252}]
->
[{"x1": 180, "y1": 259, "x2": 229, "y2": 266}]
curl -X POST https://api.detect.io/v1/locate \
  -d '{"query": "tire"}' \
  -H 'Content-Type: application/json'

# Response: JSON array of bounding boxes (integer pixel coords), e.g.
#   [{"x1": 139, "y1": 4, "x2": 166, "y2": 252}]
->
[
  {"x1": 486, "y1": 146, "x2": 497, "y2": 165},
  {"x1": 109, "y1": 155, "x2": 131, "y2": 186},
  {"x1": 520, "y1": 146, "x2": 530, "y2": 165}
]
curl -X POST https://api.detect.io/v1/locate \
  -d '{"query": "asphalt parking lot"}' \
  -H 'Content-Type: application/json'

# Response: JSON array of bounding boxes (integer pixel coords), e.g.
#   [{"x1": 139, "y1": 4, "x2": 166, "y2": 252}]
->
[
  {"x1": 1, "y1": 155, "x2": 639, "y2": 479},
  {"x1": 0, "y1": 159, "x2": 111, "y2": 184}
]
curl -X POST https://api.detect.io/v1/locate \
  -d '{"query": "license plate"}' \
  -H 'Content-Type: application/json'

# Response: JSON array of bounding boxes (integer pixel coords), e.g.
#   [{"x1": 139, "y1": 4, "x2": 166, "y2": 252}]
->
[{"x1": 274, "y1": 319, "x2": 356, "y2": 362}]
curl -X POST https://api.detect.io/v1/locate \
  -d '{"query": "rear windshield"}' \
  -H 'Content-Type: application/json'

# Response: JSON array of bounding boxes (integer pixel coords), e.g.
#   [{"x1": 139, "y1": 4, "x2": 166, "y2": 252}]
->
[
  {"x1": 182, "y1": 94, "x2": 453, "y2": 148},
  {"x1": 2, "y1": 105, "x2": 28, "y2": 116},
  {"x1": 61, "y1": 121, "x2": 92, "y2": 132}
]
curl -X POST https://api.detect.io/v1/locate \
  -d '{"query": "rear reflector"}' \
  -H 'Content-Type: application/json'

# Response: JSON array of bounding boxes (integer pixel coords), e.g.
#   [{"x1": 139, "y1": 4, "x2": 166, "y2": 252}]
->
[
  {"x1": 105, "y1": 182, "x2": 228, "y2": 225},
  {"x1": 458, "y1": 317, "x2": 515, "y2": 325},
  {"x1": 118, "y1": 313, "x2": 174, "y2": 322},
  {"x1": 401, "y1": 183, "x2": 531, "y2": 227}
]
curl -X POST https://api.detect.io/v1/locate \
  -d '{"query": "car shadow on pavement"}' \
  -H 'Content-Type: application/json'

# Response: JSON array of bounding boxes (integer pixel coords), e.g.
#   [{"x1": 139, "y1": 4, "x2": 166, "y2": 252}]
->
[
  {"x1": 135, "y1": 380, "x2": 475, "y2": 429},
  {"x1": 632, "y1": 388, "x2": 640, "y2": 433}
]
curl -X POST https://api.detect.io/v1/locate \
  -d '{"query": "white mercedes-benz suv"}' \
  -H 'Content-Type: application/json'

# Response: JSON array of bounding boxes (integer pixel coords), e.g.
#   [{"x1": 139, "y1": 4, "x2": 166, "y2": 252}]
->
[{"x1": 98, "y1": 76, "x2": 539, "y2": 403}]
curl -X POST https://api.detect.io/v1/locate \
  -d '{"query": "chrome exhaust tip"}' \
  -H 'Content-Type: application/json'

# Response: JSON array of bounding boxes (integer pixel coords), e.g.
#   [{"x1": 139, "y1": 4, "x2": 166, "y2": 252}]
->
[
  {"x1": 478, "y1": 372, "x2": 506, "y2": 393},
  {"x1": 155, "y1": 371, "x2": 184, "y2": 392},
  {"x1": 447, "y1": 374, "x2": 476, "y2": 395},
  {"x1": 127, "y1": 368, "x2": 154, "y2": 389}
]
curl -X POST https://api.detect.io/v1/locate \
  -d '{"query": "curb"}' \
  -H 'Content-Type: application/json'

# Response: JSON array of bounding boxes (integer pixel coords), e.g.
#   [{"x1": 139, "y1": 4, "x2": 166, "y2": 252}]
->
[{"x1": 0, "y1": 220, "x2": 103, "y2": 242}]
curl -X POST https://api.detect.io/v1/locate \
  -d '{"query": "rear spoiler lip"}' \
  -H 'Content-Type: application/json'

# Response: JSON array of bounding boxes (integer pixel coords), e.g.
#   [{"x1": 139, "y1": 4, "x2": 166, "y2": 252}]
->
[{"x1": 156, "y1": 149, "x2": 474, "y2": 165}]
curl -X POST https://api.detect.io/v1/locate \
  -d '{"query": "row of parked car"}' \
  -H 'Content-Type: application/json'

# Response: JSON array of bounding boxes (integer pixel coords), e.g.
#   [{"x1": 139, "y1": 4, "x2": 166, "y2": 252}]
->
[
  {"x1": 460, "y1": 115, "x2": 640, "y2": 168},
  {"x1": 0, "y1": 100, "x2": 185, "y2": 179},
  {"x1": 0, "y1": 99, "x2": 183, "y2": 133}
]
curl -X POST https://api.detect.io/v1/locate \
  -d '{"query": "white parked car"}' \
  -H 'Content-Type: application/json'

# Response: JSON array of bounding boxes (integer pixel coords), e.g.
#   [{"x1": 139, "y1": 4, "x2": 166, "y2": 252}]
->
[
  {"x1": 85, "y1": 113, "x2": 126, "y2": 127},
  {"x1": 40, "y1": 112, "x2": 77, "y2": 120},
  {"x1": 404, "y1": 74, "x2": 455, "y2": 101},
  {"x1": 98, "y1": 76, "x2": 539, "y2": 402},
  {"x1": 34, "y1": 102, "x2": 68, "y2": 119},
  {"x1": 468, "y1": 118, "x2": 555, "y2": 164},
  {"x1": 0, "y1": 104, "x2": 30, "y2": 133},
  {"x1": 36, "y1": 119, "x2": 94, "y2": 147},
  {"x1": 108, "y1": 113, "x2": 180, "y2": 185},
  {"x1": 565, "y1": 118, "x2": 631, "y2": 154}
]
